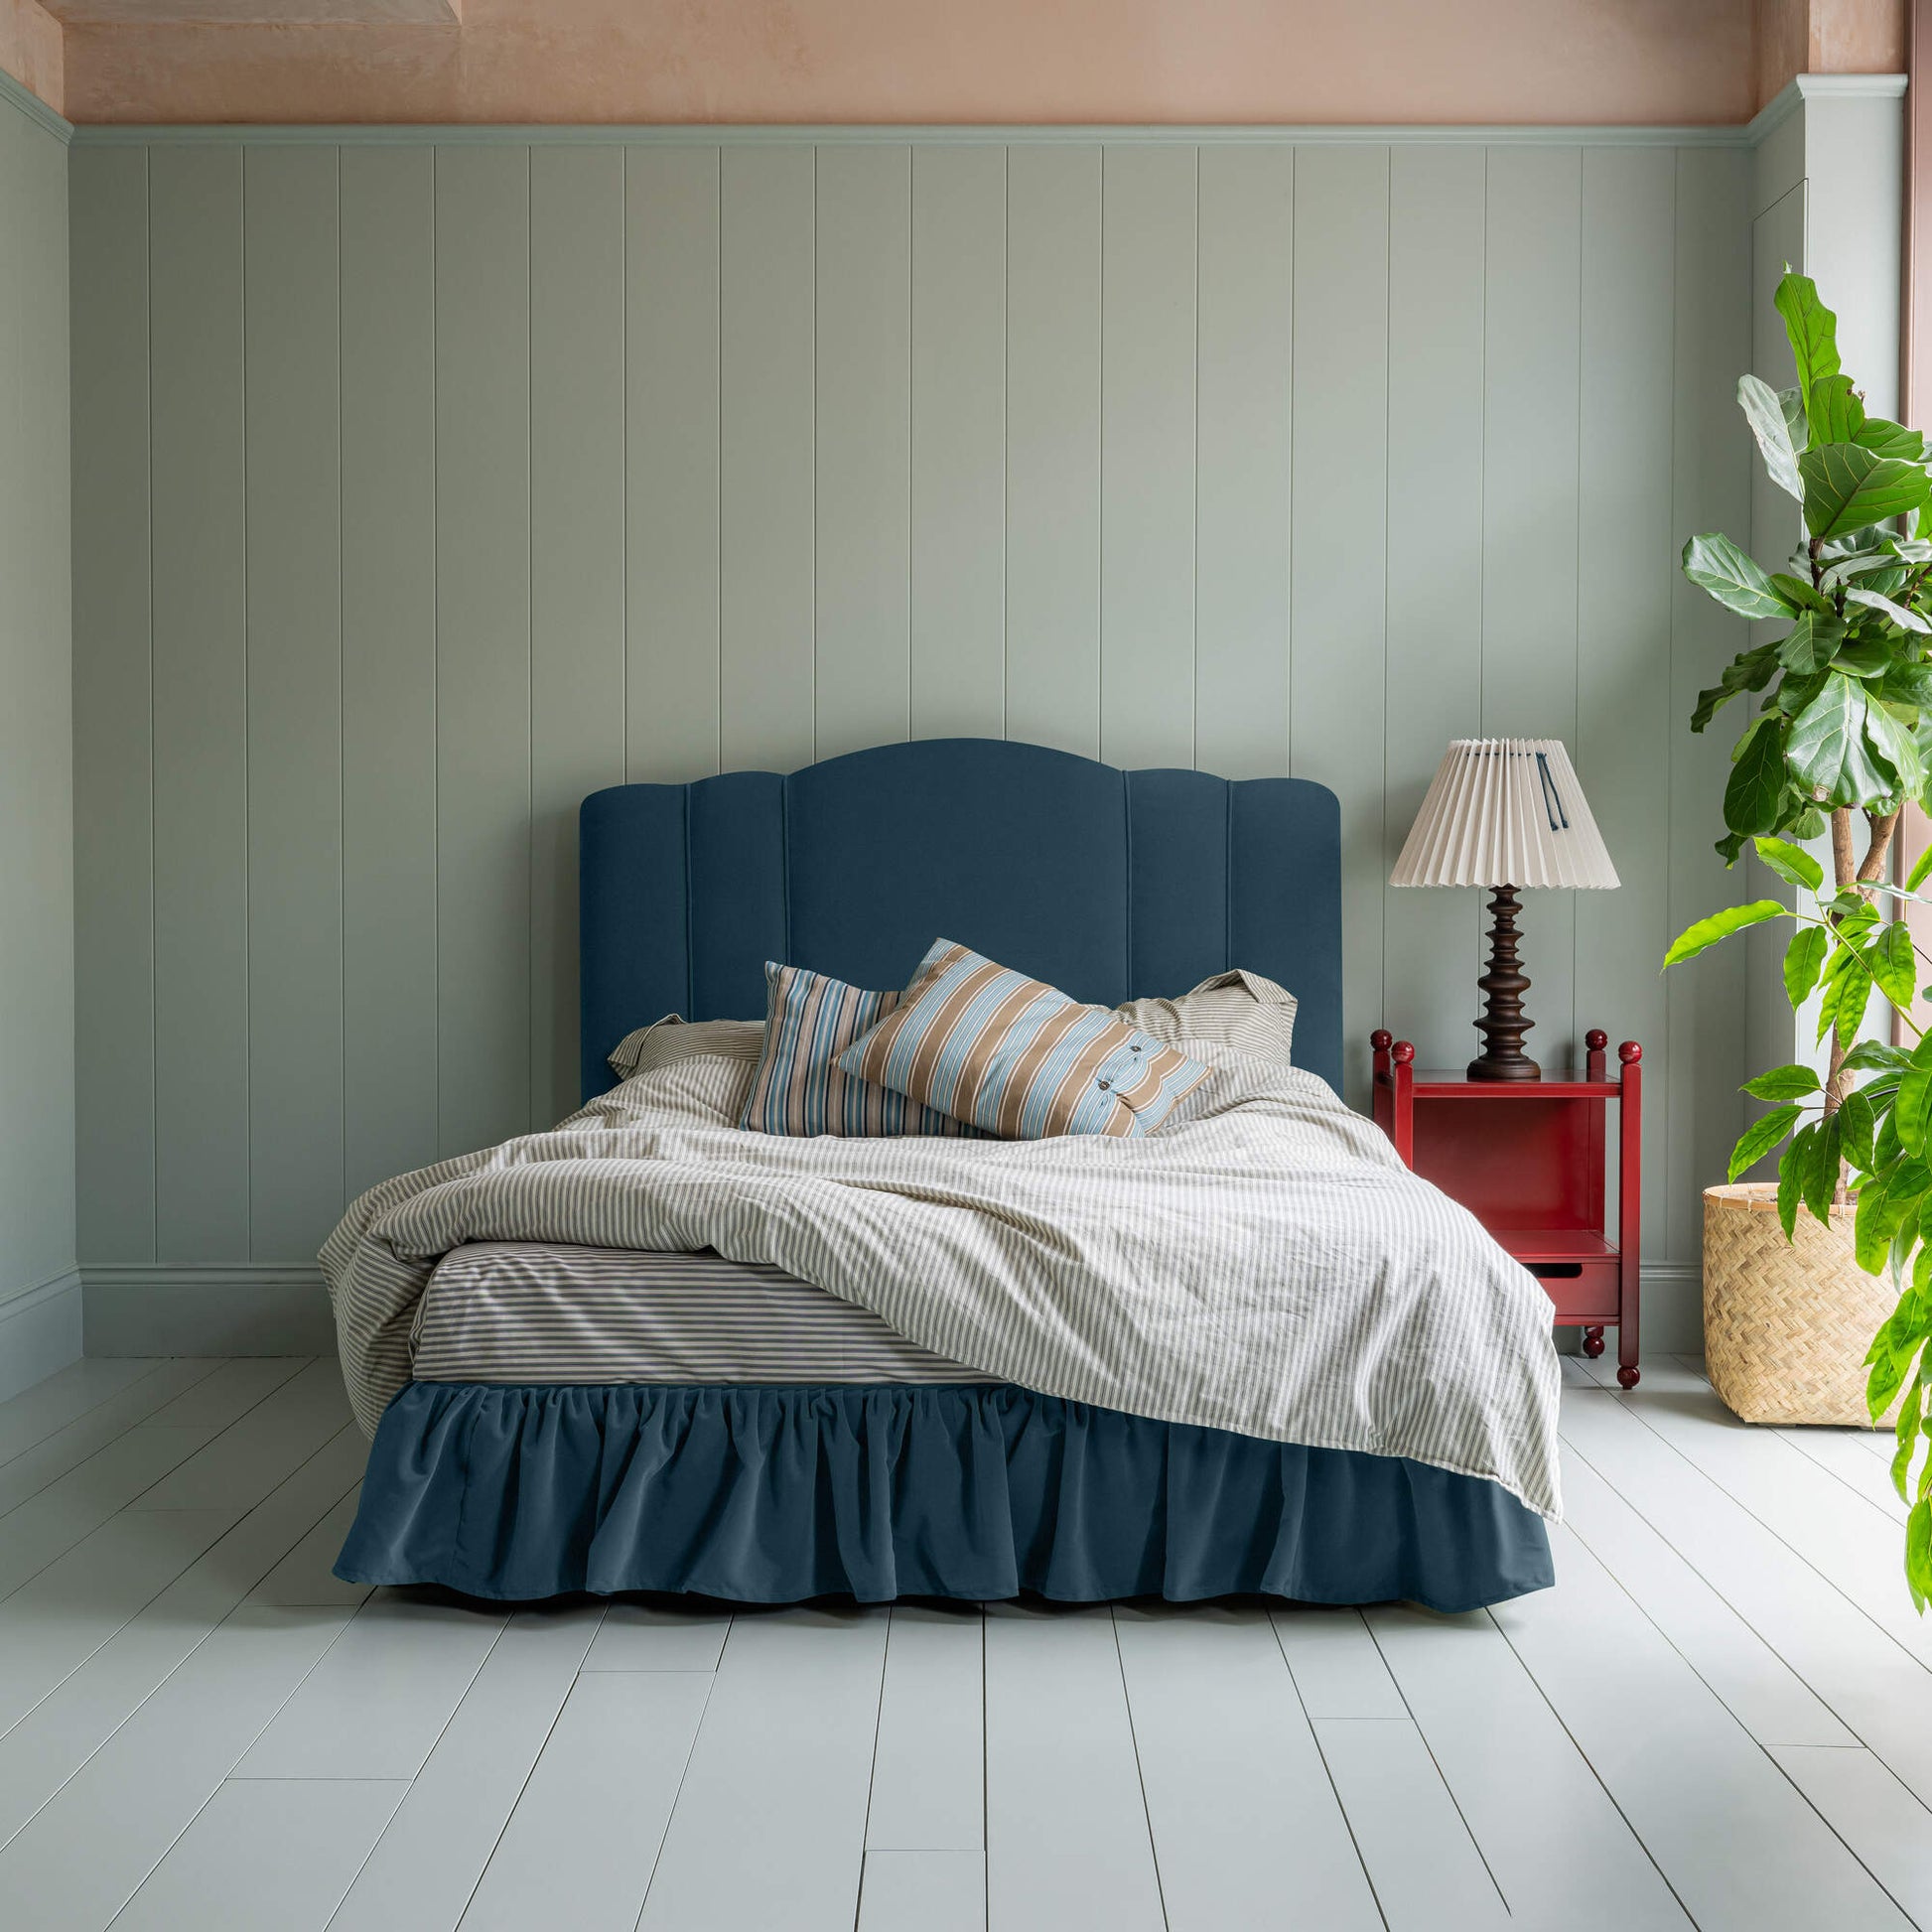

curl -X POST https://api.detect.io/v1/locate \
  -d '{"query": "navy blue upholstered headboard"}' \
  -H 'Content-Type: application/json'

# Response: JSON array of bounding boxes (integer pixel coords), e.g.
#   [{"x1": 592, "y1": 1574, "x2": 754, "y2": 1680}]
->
[{"x1": 580, "y1": 738, "x2": 1342, "y2": 1100}]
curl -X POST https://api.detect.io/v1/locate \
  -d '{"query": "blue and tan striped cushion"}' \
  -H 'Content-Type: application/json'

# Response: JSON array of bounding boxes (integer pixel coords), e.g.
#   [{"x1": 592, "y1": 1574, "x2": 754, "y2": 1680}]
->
[
  {"x1": 738, "y1": 960, "x2": 980, "y2": 1138},
  {"x1": 837, "y1": 939, "x2": 1211, "y2": 1140}
]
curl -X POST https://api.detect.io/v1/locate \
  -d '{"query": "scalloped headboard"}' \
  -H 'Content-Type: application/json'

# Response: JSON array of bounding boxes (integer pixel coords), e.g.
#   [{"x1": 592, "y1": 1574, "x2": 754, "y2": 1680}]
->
[{"x1": 580, "y1": 737, "x2": 1341, "y2": 1099}]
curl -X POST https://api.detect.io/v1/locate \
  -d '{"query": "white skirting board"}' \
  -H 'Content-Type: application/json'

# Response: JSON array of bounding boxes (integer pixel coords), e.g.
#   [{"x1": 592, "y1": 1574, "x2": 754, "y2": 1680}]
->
[
  {"x1": 75, "y1": 1262, "x2": 1709, "y2": 1360},
  {"x1": 0, "y1": 1270, "x2": 83, "y2": 1401}
]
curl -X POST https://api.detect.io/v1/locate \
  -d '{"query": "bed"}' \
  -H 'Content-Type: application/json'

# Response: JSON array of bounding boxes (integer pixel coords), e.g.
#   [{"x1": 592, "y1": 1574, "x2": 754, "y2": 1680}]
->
[{"x1": 330, "y1": 737, "x2": 1557, "y2": 1611}]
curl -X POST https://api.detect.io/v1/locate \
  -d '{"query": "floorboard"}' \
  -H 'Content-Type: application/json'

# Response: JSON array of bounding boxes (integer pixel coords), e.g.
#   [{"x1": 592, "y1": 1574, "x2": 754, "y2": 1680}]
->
[
  {"x1": 10, "y1": 1352, "x2": 1932, "y2": 1930},
  {"x1": 1366, "y1": 1601, "x2": 1693, "y2": 1927},
  {"x1": 0, "y1": 1428, "x2": 367, "y2": 1853},
  {"x1": 112, "y1": 1777, "x2": 407, "y2": 1932},
  {"x1": 462, "y1": 1667, "x2": 711, "y2": 1932},
  {"x1": 857, "y1": 1849, "x2": 986, "y2": 1932},
  {"x1": 327, "y1": 1603, "x2": 608, "y2": 1932},
  {"x1": 0, "y1": 1358, "x2": 168, "y2": 1466},
  {"x1": 1771, "y1": 1744, "x2": 1932, "y2": 1929},
  {"x1": 1496, "y1": 1523, "x2": 1912, "y2": 1929},
  {"x1": 1117, "y1": 1603, "x2": 1383, "y2": 1932},
  {"x1": 1311, "y1": 1717, "x2": 1509, "y2": 1931},
  {"x1": 866, "y1": 1604, "x2": 984, "y2": 1853},
  {"x1": 982, "y1": 1604, "x2": 1167, "y2": 1932},
  {"x1": 234, "y1": 1589, "x2": 510, "y2": 1780},
  {"x1": 637, "y1": 1609, "x2": 888, "y2": 1932}
]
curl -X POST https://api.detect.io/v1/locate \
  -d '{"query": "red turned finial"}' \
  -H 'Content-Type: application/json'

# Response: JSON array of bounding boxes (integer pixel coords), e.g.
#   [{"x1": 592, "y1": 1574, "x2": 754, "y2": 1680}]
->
[
  {"x1": 1618, "y1": 1040, "x2": 1642, "y2": 1064},
  {"x1": 1586, "y1": 1029, "x2": 1608, "y2": 1052},
  {"x1": 1392, "y1": 1040, "x2": 1416, "y2": 1065},
  {"x1": 1371, "y1": 1029, "x2": 1393, "y2": 1051}
]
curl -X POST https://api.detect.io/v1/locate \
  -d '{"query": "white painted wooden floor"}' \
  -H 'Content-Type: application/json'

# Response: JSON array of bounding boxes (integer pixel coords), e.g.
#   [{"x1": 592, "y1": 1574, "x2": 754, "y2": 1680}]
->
[{"x1": 2, "y1": 1350, "x2": 1930, "y2": 1931}]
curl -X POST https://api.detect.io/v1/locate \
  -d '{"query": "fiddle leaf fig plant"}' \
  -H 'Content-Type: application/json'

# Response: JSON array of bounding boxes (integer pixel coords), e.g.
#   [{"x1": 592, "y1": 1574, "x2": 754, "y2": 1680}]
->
[{"x1": 1663, "y1": 270, "x2": 1932, "y2": 1609}]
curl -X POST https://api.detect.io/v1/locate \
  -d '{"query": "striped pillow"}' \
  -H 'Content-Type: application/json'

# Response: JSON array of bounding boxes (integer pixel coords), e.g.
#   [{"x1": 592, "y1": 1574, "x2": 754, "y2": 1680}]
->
[
  {"x1": 739, "y1": 960, "x2": 980, "y2": 1138},
  {"x1": 837, "y1": 939, "x2": 1210, "y2": 1140}
]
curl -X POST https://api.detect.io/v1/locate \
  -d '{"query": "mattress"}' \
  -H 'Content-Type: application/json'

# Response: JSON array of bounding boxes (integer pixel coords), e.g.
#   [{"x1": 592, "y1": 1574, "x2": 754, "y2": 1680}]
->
[{"x1": 410, "y1": 1241, "x2": 999, "y2": 1386}]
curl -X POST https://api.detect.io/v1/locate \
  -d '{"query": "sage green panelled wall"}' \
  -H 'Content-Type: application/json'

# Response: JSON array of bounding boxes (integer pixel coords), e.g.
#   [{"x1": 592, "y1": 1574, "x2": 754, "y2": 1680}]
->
[
  {"x1": 68, "y1": 136, "x2": 1753, "y2": 1335},
  {"x1": 0, "y1": 82, "x2": 73, "y2": 1384}
]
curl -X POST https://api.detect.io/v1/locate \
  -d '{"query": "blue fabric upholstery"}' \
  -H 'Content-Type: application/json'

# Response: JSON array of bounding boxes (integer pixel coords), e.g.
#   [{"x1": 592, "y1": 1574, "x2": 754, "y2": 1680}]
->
[
  {"x1": 336, "y1": 1383, "x2": 1553, "y2": 1612},
  {"x1": 581, "y1": 739, "x2": 1342, "y2": 1100}
]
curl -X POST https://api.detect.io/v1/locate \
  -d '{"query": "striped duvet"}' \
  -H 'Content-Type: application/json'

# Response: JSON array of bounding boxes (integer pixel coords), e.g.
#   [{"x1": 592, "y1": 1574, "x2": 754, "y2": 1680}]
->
[{"x1": 322, "y1": 1046, "x2": 1563, "y2": 1518}]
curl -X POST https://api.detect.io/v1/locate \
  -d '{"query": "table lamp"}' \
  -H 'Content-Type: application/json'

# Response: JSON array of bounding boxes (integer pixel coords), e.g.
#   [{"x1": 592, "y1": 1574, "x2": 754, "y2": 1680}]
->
[{"x1": 1390, "y1": 738, "x2": 1619, "y2": 1081}]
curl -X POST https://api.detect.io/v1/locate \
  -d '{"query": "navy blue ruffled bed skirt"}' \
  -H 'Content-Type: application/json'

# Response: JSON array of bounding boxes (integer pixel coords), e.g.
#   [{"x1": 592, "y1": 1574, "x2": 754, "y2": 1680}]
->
[{"x1": 335, "y1": 1382, "x2": 1553, "y2": 1613}]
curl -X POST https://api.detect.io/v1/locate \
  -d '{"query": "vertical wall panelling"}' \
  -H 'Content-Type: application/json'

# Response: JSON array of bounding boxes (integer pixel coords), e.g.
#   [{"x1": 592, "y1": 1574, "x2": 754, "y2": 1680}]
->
[
  {"x1": 67, "y1": 127, "x2": 1766, "y2": 1349},
  {"x1": 719, "y1": 144, "x2": 816, "y2": 772},
  {"x1": 1576, "y1": 146, "x2": 1676, "y2": 1256},
  {"x1": 243, "y1": 146, "x2": 344, "y2": 1261},
  {"x1": 0, "y1": 89, "x2": 73, "y2": 1380},
  {"x1": 1480, "y1": 146, "x2": 1585, "y2": 1070},
  {"x1": 1099, "y1": 143, "x2": 1197, "y2": 771},
  {"x1": 624, "y1": 145, "x2": 722, "y2": 783},
  {"x1": 148, "y1": 146, "x2": 250, "y2": 1262},
  {"x1": 69, "y1": 145, "x2": 152, "y2": 1264},
  {"x1": 1005, "y1": 143, "x2": 1102, "y2": 758},
  {"x1": 1380, "y1": 146, "x2": 1487, "y2": 1062},
  {"x1": 1291, "y1": 145, "x2": 1390, "y2": 1107},
  {"x1": 1668, "y1": 145, "x2": 1754, "y2": 1264},
  {"x1": 530, "y1": 144, "x2": 627, "y2": 1128},
  {"x1": 814, "y1": 144, "x2": 913, "y2": 762},
  {"x1": 909, "y1": 144, "x2": 1006, "y2": 741},
  {"x1": 1193, "y1": 143, "x2": 1293, "y2": 781},
  {"x1": 341, "y1": 145, "x2": 439, "y2": 1201},
  {"x1": 434, "y1": 144, "x2": 534, "y2": 1159}
]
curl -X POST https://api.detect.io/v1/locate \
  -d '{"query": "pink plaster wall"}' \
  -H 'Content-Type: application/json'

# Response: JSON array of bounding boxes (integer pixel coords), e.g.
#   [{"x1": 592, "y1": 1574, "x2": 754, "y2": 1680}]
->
[
  {"x1": 0, "y1": 0, "x2": 61, "y2": 115},
  {"x1": 62, "y1": 0, "x2": 1766, "y2": 127}
]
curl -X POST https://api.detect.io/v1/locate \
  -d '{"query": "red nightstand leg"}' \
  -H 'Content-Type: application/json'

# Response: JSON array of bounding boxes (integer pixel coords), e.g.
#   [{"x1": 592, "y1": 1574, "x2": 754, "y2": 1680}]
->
[
  {"x1": 1616, "y1": 1041, "x2": 1642, "y2": 1391},
  {"x1": 1582, "y1": 1325, "x2": 1605, "y2": 1359}
]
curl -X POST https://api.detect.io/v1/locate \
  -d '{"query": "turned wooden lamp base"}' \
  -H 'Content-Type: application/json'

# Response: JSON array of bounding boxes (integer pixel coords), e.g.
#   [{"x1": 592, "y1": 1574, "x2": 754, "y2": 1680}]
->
[{"x1": 1466, "y1": 884, "x2": 1541, "y2": 1082}]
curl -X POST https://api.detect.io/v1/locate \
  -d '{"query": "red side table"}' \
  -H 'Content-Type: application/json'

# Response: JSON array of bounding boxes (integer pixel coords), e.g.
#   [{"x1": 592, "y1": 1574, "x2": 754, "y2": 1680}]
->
[{"x1": 1371, "y1": 1028, "x2": 1642, "y2": 1389}]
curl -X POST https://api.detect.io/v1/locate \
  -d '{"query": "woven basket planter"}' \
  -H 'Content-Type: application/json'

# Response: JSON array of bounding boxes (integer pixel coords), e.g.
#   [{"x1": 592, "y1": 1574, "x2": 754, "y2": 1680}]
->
[{"x1": 1704, "y1": 1182, "x2": 1898, "y2": 1428}]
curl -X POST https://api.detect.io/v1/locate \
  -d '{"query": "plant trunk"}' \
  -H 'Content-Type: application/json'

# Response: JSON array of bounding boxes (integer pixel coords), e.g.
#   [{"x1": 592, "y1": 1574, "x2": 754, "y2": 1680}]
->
[{"x1": 1822, "y1": 808, "x2": 1902, "y2": 1207}]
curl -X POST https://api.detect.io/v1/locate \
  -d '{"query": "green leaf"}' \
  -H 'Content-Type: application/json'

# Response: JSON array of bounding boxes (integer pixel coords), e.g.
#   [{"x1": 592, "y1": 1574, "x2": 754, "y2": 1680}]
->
[
  {"x1": 1865, "y1": 698, "x2": 1926, "y2": 799},
  {"x1": 1847, "y1": 1039, "x2": 1914, "y2": 1073},
  {"x1": 1875, "y1": 921, "x2": 1920, "y2": 1012},
  {"x1": 1808, "y1": 371, "x2": 1866, "y2": 447},
  {"x1": 1777, "y1": 610, "x2": 1846, "y2": 673},
  {"x1": 1753, "y1": 835, "x2": 1824, "y2": 892},
  {"x1": 1743, "y1": 1062, "x2": 1823, "y2": 1099},
  {"x1": 1725, "y1": 723, "x2": 1788, "y2": 836},
  {"x1": 1907, "y1": 1497, "x2": 1932, "y2": 1613},
  {"x1": 1770, "y1": 571, "x2": 1834, "y2": 613},
  {"x1": 1833, "y1": 637, "x2": 1896, "y2": 678},
  {"x1": 1839, "y1": 1085, "x2": 1879, "y2": 1169},
  {"x1": 1784, "y1": 925, "x2": 1829, "y2": 1005},
  {"x1": 1728, "y1": 1104, "x2": 1802, "y2": 1182},
  {"x1": 1779, "y1": 1123, "x2": 1815, "y2": 1237},
  {"x1": 1775, "y1": 272, "x2": 1843, "y2": 397},
  {"x1": 1805, "y1": 1111, "x2": 1845, "y2": 1224},
  {"x1": 1683, "y1": 533, "x2": 1796, "y2": 621},
  {"x1": 1845, "y1": 585, "x2": 1932, "y2": 633},
  {"x1": 1908, "y1": 842, "x2": 1932, "y2": 893},
  {"x1": 1895, "y1": 1035, "x2": 1932, "y2": 1154},
  {"x1": 1858, "y1": 416, "x2": 1926, "y2": 462},
  {"x1": 1664, "y1": 898, "x2": 1790, "y2": 967},
  {"x1": 1737, "y1": 372, "x2": 1807, "y2": 500},
  {"x1": 1823, "y1": 551, "x2": 1913, "y2": 587},
  {"x1": 1798, "y1": 443, "x2": 1932, "y2": 540},
  {"x1": 1857, "y1": 1160, "x2": 1929, "y2": 1270},
  {"x1": 1786, "y1": 673, "x2": 1891, "y2": 806},
  {"x1": 1692, "y1": 642, "x2": 1781, "y2": 732}
]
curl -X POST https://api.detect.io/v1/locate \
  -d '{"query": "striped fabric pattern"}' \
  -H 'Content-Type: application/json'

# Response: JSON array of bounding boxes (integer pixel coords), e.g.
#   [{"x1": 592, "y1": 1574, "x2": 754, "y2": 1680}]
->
[
  {"x1": 414, "y1": 1242, "x2": 996, "y2": 1385},
  {"x1": 837, "y1": 939, "x2": 1210, "y2": 1139},
  {"x1": 609, "y1": 1014, "x2": 764, "y2": 1082},
  {"x1": 323, "y1": 1045, "x2": 1562, "y2": 1517},
  {"x1": 1115, "y1": 968, "x2": 1299, "y2": 1066},
  {"x1": 739, "y1": 960, "x2": 980, "y2": 1138}
]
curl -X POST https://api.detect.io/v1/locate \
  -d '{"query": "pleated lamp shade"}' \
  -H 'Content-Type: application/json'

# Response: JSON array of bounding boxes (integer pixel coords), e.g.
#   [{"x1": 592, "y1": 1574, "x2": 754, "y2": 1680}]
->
[{"x1": 1390, "y1": 739, "x2": 1619, "y2": 891}]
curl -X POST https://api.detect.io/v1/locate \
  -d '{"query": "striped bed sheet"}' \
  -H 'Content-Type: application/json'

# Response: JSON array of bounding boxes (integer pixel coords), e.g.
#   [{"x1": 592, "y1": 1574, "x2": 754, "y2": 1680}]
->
[{"x1": 412, "y1": 1240, "x2": 998, "y2": 1386}]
